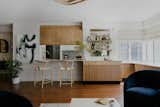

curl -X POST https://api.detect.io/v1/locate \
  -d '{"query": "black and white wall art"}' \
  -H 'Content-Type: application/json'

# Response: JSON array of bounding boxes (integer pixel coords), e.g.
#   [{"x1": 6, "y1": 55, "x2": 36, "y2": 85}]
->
[{"x1": 16, "y1": 34, "x2": 37, "y2": 64}]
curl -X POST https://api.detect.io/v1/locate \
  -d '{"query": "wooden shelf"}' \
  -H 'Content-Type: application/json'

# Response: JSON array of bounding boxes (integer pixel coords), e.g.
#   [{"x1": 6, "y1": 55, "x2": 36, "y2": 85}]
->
[
  {"x1": 88, "y1": 40, "x2": 110, "y2": 42},
  {"x1": 90, "y1": 29, "x2": 109, "y2": 32}
]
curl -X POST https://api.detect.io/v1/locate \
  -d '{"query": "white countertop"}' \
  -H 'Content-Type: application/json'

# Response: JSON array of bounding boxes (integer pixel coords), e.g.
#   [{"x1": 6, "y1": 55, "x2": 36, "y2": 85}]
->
[
  {"x1": 35, "y1": 59, "x2": 85, "y2": 62},
  {"x1": 122, "y1": 61, "x2": 160, "y2": 67},
  {"x1": 35, "y1": 59, "x2": 160, "y2": 67}
]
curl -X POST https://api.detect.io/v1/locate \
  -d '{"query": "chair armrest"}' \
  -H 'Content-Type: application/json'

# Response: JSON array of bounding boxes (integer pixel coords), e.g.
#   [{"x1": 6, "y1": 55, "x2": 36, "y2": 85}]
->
[{"x1": 124, "y1": 75, "x2": 137, "y2": 92}]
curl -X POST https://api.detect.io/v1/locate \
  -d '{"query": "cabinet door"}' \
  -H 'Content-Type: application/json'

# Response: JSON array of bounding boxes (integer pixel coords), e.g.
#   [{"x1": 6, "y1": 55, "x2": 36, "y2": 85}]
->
[
  {"x1": 83, "y1": 61, "x2": 121, "y2": 81},
  {"x1": 40, "y1": 26, "x2": 59, "y2": 45},
  {"x1": 111, "y1": 65, "x2": 121, "y2": 81},
  {"x1": 95, "y1": 65, "x2": 112, "y2": 81},
  {"x1": 121, "y1": 64, "x2": 135, "y2": 78},
  {"x1": 83, "y1": 63, "x2": 97, "y2": 81},
  {"x1": 40, "y1": 25, "x2": 82, "y2": 45}
]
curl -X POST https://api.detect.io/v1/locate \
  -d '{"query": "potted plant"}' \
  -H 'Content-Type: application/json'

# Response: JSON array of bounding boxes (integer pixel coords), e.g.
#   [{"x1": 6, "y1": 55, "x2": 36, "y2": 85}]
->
[
  {"x1": 5, "y1": 60, "x2": 23, "y2": 84},
  {"x1": 75, "y1": 41, "x2": 86, "y2": 59}
]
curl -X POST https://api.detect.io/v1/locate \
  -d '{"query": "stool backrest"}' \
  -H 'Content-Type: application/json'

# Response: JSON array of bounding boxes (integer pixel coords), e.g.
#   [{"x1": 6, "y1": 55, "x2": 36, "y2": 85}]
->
[
  {"x1": 33, "y1": 60, "x2": 49, "y2": 71},
  {"x1": 59, "y1": 60, "x2": 74, "y2": 70}
]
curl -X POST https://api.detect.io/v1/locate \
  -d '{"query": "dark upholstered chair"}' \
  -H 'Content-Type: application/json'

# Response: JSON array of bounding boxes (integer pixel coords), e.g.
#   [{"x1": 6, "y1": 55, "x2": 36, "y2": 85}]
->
[
  {"x1": 124, "y1": 70, "x2": 160, "y2": 107},
  {"x1": 0, "y1": 91, "x2": 33, "y2": 107}
]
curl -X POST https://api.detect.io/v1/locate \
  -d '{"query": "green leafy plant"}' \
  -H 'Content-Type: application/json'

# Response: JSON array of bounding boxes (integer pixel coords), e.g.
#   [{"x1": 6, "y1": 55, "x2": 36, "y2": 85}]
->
[
  {"x1": 75, "y1": 41, "x2": 86, "y2": 58},
  {"x1": 75, "y1": 40, "x2": 85, "y2": 52},
  {"x1": 5, "y1": 60, "x2": 23, "y2": 78},
  {"x1": 93, "y1": 50, "x2": 101, "y2": 56}
]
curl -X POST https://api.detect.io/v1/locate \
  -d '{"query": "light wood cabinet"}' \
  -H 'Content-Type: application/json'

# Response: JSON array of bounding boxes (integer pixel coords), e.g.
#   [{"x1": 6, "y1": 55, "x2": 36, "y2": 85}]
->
[
  {"x1": 40, "y1": 25, "x2": 83, "y2": 45},
  {"x1": 135, "y1": 64, "x2": 160, "y2": 71},
  {"x1": 121, "y1": 63, "x2": 135, "y2": 78},
  {"x1": 83, "y1": 61, "x2": 122, "y2": 82},
  {"x1": 121, "y1": 63, "x2": 160, "y2": 79}
]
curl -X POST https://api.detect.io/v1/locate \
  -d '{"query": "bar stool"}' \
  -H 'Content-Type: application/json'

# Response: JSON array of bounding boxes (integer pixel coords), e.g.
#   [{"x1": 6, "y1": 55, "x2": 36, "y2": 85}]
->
[
  {"x1": 59, "y1": 60, "x2": 74, "y2": 87},
  {"x1": 33, "y1": 60, "x2": 53, "y2": 88}
]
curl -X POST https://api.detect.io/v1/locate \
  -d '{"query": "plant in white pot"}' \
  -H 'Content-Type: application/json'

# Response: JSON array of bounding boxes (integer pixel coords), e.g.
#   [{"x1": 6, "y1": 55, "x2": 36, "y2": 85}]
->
[
  {"x1": 6, "y1": 60, "x2": 23, "y2": 84},
  {"x1": 75, "y1": 41, "x2": 86, "y2": 59}
]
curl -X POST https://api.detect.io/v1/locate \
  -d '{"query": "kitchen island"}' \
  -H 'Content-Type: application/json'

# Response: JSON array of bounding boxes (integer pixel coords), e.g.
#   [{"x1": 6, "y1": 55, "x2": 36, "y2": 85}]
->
[
  {"x1": 33, "y1": 59, "x2": 122, "y2": 83},
  {"x1": 34, "y1": 59, "x2": 84, "y2": 81},
  {"x1": 34, "y1": 59, "x2": 122, "y2": 83}
]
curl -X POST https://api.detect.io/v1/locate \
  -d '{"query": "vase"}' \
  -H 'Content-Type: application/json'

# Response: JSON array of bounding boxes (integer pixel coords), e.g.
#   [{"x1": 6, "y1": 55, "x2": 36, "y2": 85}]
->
[{"x1": 12, "y1": 77, "x2": 20, "y2": 84}]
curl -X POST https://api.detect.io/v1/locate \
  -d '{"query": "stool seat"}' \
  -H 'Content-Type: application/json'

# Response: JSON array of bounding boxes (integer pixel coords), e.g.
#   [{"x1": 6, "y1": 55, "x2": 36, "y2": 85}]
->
[
  {"x1": 66, "y1": 67, "x2": 74, "y2": 71},
  {"x1": 60, "y1": 67, "x2": 74, "y2": 71}
]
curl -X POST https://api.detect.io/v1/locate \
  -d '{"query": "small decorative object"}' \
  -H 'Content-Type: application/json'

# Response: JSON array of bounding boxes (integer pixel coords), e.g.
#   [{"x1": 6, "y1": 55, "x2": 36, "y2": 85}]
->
[
  {"x1": 76, "y1": 55, "x2": 82, "y2": 59},
  {"x1": 64, "y1": 54, "x2": 69, "y2": 59},
  {"x1": 93, "y1": 50, "x2": 101, "y2": 56},
  {"x1": 107, "y1": 49, "x2": 112, "y2": 56},
  {"x1": 0, "y1": 39, "x2": 8, "y2": 53},
  {"x1": 101, "y1": 50, "x2": 107, "y2": 56},
  {"x1": 91, "y1": 42, "x2": 95, "y2": 50},
  {"x1": 95, "y1": 98, "x2": 115, "y2": 105},
  {"x1": 95, "y1": 35, "x2": 98, "y2": 41},
  {"x1": 101, "y1": 36, "x2": 106, "y2": 40},
  {"x1": 5, "y1": 60, "x2": 23, "y2": 84}
]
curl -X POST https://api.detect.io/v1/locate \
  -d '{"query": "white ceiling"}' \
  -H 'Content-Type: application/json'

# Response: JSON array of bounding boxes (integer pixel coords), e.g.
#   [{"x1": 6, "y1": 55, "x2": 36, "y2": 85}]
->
[{"x1": 0, "y1": 0, "x2": 160, "y2": 23}]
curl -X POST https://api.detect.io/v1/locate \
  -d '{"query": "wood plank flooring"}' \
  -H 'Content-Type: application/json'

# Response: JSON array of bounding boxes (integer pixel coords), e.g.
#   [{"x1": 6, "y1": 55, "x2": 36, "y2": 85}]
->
[{"x1": 0, "y1": 81, "x2": 123, "y2": 107}]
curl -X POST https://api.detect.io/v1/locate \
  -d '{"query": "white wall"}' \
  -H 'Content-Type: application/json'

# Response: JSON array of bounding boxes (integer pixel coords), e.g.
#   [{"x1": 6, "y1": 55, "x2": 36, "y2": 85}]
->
[
  {"x1": 13, "y1": 21, "x2": 40, "y2": 81},
  {"x1": 143, "y1": 13, "x2": 160, "y2": 39},
  {"x1": 115, "y1": 22, "x2": 144, "y2": 40}
]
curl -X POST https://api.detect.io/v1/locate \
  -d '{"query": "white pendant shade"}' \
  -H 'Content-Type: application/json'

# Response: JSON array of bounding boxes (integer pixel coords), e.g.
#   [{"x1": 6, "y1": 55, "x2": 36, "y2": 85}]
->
[{"x1": 55, "y1": 0, "x2": 86, "y2": 5}]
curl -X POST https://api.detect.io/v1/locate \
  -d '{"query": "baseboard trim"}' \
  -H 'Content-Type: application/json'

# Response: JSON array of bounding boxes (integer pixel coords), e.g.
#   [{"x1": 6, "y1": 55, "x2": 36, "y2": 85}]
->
[
  {"x1": 20, "y1": 81, "x2": 121, "y2": 84},
  {"x1": 82, "y1": 81, "x2": 121, "y2": 84}
]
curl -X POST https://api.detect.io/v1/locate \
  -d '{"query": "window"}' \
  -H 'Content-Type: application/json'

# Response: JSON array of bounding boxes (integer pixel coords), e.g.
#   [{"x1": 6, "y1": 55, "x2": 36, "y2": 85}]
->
[
  {"x1": 119, "y1": 40, "x2": 143, "y2": 62},
  {"x1": 145, "y1": 40, "x2": 154, "y2": 63},
  {"x1": 153, "y1": 38, "x2": 160, "y2": 64},
  {"x1": 131, "y1": 41, "x2": 142, "y2": 61},
  {"x1": 119, "y1": 38, "x2": 160, "y2": 65},
  {"x1": 119, "y1": 40, "x2": 129, "y2": 60}
]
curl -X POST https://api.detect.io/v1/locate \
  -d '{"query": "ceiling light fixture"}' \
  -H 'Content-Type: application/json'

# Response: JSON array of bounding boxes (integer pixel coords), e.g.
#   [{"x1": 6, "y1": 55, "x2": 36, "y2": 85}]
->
[{"x1": 55, "y1": 0, "x2": 87, "y2": 5}]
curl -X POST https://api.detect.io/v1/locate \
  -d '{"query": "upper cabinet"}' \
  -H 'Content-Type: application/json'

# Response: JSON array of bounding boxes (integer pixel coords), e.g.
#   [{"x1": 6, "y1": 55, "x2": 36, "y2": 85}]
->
[{"x1": 40, "y1": 25, "x2": 83, "y2": 45}]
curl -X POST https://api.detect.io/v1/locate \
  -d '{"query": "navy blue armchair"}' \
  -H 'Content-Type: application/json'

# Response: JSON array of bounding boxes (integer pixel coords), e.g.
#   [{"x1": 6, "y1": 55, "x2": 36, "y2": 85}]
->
[
  {"x1": 124, "y1": 70, "x2": 160, "y2": 107},
  {"x1": 0, "y1": 91, "x2": 33, "y2": 107}
]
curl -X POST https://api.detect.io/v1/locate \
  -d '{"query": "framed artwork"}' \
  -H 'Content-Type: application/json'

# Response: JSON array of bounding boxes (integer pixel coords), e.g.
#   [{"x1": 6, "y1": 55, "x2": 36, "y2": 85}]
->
[
  {"x1": 16, "y1": 34, "x2": 37, "y2": 64},
  {"x1": 0, "y1": 39, "x2": 8, "y2": 53}
]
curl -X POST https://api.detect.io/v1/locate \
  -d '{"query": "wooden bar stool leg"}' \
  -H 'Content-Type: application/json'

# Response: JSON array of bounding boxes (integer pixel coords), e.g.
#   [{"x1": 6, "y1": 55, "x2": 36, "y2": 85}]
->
[
  {"x1": 41, "y1": 70, "x2": 45, "y2": 88},
  {"x1": 51, "y1": 70, "x2": 53, "y2": 86},
  {"x1": 59, "y1": 70, "x2": 62, "y2": 87},
  {"x1": 70, "y1": 70, "x2": 73, "y2": 87},
  {"x1": 34, "y1": 71, "x2": 36, "y2": 87},
  {"x1": 34, "y1": 66, "x2": 38, "y2": 87}
]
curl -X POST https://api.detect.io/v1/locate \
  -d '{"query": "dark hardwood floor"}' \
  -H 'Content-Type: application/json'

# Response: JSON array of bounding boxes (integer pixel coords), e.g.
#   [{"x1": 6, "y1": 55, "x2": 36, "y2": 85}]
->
[{"x1": 0, "y1": 81, "x2": 123, "y2": 107}]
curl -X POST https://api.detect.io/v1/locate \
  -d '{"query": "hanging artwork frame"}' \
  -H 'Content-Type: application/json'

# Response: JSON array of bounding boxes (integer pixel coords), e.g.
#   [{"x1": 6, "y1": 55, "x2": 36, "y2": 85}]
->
[
  {"x1": 16, "y1": 34, "x2": 37, "y2": 64},
  {"x1": 0, "y1": 39, "x2": 8, "y2": 53}
]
